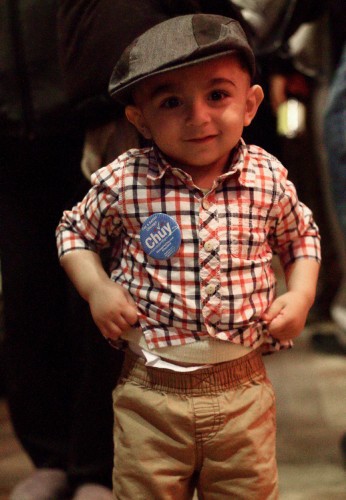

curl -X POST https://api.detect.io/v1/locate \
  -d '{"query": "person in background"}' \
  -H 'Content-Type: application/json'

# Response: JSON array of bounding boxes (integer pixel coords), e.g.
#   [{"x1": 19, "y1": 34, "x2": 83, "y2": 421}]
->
[
  {"x1": 1, "y1": 3, "x2": 250, "y2": 499},
  {"x1": 0, "y1": 2, "x2": 123, "y2": 499},
  {"x1": 234, "y1": 0, "x2": 343, "y2": 336},
  {"x1": 56, "y1": 14, "x2": 320, "y2": 498},
  {"x1": 0, "y1": 3, "x2": 251, "y2": 499},
  {"x1": 324, "y1": 2, "x2": 346, "y2": 332},
  {"x1": 310, "y1": 0, "x2": 346, "y2": 356},
  {"x1": 56, "y1": 0, "x2": 249, "y2": 181},
  {"x1": 322, "y1": 0, "x2": 346, "y2": 461}
]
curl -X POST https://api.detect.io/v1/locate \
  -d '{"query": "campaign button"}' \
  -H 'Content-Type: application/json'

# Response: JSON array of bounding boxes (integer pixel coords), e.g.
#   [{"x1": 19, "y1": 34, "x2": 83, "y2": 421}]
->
[{"x1": 140, "y1": 213, "x2": 181, "y2": 260}]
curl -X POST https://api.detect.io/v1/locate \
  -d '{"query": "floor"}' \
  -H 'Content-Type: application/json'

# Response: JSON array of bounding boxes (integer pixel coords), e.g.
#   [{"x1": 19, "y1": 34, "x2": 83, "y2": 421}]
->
[{"x1": 0, "y1": 326, "x2": 345, "y2": 500}]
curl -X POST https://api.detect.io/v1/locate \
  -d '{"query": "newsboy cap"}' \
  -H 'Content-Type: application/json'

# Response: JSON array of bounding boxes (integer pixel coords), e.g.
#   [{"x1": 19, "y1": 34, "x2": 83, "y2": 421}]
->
[{"x1": 109, "y1": 13, "x2": 255, "y2": 104}]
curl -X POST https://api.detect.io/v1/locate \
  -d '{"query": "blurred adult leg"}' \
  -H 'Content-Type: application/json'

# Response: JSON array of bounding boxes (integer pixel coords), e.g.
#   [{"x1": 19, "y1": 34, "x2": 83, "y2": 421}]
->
[
  {"x1": 0, "y1": 133, "x2": 83, "y2": 469},
  {"x1": 324, "y1": 43, "x2": 346, "y2": 240},
  {"x1": 1, "y1": 132, "x2": 125, "y2": 495},
  {"x1": 324, "y1": 39, "x2": 346, "y2": 464},
  {"x1": 66, "y1": 281, "x2": 124, "y2": 490}
]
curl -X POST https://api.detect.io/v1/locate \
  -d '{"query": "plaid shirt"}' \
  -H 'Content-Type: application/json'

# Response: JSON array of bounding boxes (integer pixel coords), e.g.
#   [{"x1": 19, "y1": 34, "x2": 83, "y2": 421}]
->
[{"x1": 57, "y1": 140, "x2": 321, "y2": 352}]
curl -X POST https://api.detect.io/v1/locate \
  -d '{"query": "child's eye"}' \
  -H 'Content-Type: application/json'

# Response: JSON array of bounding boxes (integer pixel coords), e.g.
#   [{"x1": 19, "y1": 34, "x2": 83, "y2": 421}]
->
[
  {"x1": 209, "y1": 90, "x2": 228, "y2": 101},
  {"x1": 161, "y1": 97, "x2": 181, "y2": 109}
]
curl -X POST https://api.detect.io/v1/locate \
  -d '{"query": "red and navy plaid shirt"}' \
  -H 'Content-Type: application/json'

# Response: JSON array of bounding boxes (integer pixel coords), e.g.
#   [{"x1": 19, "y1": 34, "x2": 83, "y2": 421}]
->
[{"x1": 57, "y1": 140, "x2": 321, "y2": 352}]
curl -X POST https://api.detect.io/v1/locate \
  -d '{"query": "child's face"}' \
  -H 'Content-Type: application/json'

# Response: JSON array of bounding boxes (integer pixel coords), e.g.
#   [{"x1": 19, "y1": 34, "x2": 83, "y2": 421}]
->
[{"x1": 126, "y1": 55, "x2": 263, "y2": 176}]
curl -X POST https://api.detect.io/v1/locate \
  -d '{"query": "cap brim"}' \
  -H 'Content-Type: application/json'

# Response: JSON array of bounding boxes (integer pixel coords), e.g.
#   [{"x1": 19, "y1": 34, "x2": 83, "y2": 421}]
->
[{"x1": 109, "y1": 49, "x2": 254, "y2": 105}]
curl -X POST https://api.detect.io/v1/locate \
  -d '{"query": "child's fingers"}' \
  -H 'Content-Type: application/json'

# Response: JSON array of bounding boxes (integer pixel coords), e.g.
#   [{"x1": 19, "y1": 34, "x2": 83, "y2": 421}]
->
[
  {"x1": 122, "y1": 290, "x2": 139, "y2": 325},
  {"x1": 267, "y1": 312, "x2": 303, "y2": 340},
  {"x1": 122, "y1": 308, "x2": 139, "y2": 326},
  {"x1": 100, "y1": 315, "x2": 134, "y2": 339},
  {"x1": 267, "y1": 316, "x2": 287, "y2": 338},
  {"x1": 98, "y1": 320, "x2": 123, "y2": 340},
  {"x1": 262, "y1": 299, "x2": 285, "y2": 323}
]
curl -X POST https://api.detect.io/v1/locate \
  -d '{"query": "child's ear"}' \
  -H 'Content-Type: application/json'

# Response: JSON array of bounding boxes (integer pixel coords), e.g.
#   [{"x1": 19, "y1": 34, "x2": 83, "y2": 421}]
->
[
  {"x1": 244, "y1": 84, "x2": 264, "y2": 126},
  {"x1": 125, "y1": 105, "x2": 152, "y2": 140}
]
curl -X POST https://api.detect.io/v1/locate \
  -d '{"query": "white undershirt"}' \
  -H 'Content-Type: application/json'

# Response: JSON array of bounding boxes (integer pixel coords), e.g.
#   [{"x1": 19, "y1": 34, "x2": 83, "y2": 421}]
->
[{"x1": 122, "y1": 328, "x2": 255, "y2": 372}]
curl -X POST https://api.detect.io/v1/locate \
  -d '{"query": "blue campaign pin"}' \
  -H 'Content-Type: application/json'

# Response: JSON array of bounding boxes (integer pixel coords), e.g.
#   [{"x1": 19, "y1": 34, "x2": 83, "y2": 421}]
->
[{"x1": 140, "y1": 213, "x2": 181, "y2": 260}]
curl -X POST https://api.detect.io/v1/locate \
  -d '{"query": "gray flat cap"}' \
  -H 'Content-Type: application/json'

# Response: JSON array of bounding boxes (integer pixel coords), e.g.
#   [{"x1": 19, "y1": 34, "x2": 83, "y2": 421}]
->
[{"x1": 109, "y1": 14, "x2": 255, "y2": 104}]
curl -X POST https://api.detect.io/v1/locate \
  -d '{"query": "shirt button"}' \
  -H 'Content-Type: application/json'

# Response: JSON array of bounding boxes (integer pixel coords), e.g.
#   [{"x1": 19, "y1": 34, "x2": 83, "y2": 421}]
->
[
  {"x1": 204, "y1": 241, "x2": 215, "y2": 252},
  {"x1": 205, "y1": 284, "x2": 216, "y2": 296},
  {"x1": 202, "y1": 199, "x2": 210, "y2": 210}
]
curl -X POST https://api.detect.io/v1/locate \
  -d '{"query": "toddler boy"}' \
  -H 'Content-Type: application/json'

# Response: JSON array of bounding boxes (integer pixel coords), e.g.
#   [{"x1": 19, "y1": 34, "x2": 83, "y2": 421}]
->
[{"x1": 56, "y1": 14, "x2": 321, "y2": 499}]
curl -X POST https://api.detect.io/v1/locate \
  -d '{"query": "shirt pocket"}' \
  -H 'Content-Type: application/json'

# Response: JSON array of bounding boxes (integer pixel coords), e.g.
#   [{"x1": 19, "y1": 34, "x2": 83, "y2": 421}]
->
[{"x1": 228, "y1": 204, "x2": 271, "y2": 260}]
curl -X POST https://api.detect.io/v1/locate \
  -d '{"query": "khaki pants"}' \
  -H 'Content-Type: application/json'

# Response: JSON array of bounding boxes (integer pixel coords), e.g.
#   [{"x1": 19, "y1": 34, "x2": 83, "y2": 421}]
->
[{"x1": 112, "y1": 349, "x2": 278, "y2": 499}]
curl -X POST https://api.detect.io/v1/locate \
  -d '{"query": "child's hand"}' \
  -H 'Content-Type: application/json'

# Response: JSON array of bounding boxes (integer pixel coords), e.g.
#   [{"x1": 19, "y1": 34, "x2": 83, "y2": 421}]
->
[
  {"x1": 262, "y1": 291, "x2": 310, "y2": 341},
  {"x1": 88, "y1": 280, "x2": 138, "y2": 340}
]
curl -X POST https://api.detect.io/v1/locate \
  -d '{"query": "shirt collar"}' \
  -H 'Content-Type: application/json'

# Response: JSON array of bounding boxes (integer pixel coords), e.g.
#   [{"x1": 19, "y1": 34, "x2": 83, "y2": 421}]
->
[
  {"x1": 147, "y1": 146, "x2": 171, "y2": 181},
  {"x1": 228, "y1": 139, "x2": 257, "y2": 188},
  {"x1": 147, "y1": 139, "x2": 257, "y2": 188}
]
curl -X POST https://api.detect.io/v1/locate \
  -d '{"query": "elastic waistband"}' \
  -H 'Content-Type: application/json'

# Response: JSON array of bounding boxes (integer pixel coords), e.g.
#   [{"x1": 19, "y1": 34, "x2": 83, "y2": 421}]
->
[{"x1": 120, "y1": 348, "x2": 266, "y2": 395}]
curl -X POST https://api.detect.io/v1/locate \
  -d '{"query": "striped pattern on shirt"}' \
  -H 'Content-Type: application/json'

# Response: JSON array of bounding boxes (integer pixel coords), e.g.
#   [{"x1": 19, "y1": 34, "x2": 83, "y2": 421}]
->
[{"x1": 56, "y1": 141, "x2": 321, "y2": 352}]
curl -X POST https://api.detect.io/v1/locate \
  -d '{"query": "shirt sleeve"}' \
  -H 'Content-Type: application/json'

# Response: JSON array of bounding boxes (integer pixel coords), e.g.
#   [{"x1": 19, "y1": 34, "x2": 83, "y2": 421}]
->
[
  {"x1": 268, "y1": 169, "x2": 321, "y2": 268},
  {"x1": 56, "y1": 162, "x2": 122, "y2": 258}
]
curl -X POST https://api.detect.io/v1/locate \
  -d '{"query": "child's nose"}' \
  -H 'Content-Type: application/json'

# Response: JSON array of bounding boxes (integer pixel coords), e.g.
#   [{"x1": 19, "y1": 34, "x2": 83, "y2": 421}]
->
[{"x1": 185, "y1": 100, "x2": 210, "y2": 126}]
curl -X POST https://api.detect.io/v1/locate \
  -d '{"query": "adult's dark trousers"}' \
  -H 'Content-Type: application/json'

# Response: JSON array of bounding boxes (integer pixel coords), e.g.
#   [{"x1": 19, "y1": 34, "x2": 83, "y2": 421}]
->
[{"x1": 0, "y1": 133, "x2": 123, "y2": 489}]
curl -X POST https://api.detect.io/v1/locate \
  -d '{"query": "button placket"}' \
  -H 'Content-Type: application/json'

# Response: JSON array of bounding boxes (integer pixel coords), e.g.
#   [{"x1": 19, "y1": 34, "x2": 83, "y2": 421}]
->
[{"x1": 199, "y1": 197, "x2": 222, "y2": 324}]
